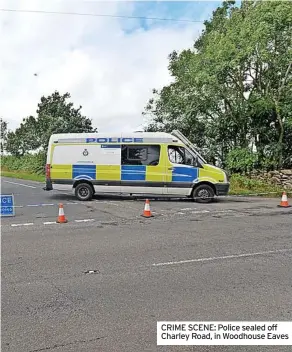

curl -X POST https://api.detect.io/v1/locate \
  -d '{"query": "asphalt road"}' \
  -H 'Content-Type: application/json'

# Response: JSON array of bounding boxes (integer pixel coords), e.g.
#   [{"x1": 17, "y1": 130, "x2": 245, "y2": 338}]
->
[{"x1": 1, "y1": 177, "x2": 292, "y2": 352}]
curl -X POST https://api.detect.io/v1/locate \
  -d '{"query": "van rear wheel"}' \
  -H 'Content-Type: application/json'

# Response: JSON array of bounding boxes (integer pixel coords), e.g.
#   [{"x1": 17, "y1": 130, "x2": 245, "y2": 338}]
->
[
  {"x1": 75, "y1": 183, "x2": 93, "y2": 201},
  {"x1": 192, "y1": 184, "x2": 214, "y2": 203}
]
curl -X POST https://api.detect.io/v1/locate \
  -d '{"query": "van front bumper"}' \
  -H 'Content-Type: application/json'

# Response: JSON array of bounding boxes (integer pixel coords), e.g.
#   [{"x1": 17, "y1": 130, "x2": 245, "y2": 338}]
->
[{"x1": 215, "y1": 183, "x2": 230, "y2": 196}]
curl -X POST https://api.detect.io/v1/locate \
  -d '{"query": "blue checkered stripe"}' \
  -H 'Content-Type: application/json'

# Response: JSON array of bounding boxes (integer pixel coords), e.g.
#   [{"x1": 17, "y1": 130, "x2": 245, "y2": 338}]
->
[
  {"x1": 121, "y1": 165, "x2": 145, "y2": 181},
  {"x1": 73, "y1": 164, "x2": 96, "y2": 180},
  {"x1": 172, "y1": 166, "x2": 198, "y2": 182}
]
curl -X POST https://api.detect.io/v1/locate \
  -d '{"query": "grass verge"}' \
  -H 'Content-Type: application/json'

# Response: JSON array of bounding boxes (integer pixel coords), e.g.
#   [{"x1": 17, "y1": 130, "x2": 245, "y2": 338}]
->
[
  {"x1": 0, "y1": 170, "x2": 45, "y2": 182},
  {"x1": 229, "y1": 174, "x2": 287, "y2": 197}
]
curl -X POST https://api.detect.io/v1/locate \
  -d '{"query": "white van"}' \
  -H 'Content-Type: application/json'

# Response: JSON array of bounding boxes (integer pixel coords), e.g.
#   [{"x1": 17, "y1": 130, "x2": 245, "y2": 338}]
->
[{"x1": 44, "y1": 130, "x2": 229, "y2": 202}]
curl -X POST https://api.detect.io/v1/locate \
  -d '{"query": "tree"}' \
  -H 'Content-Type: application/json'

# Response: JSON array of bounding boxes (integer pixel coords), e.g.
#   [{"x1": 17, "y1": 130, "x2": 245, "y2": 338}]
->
[
  {"x1": 0, "y1": 118, "x2": 8, "y2": 154},
  {"x1": 6, "y1": 91, "x2": 97, "y2": 155},
  {"x1": 144, "y1": 0, "x2": 292, "y2": 170},
  {"x1": 5, "y1": 116, "x2": 39, "y2": 156},
  {"x1": 36, "y1": 91, "x2": 97, "y2": 150}
]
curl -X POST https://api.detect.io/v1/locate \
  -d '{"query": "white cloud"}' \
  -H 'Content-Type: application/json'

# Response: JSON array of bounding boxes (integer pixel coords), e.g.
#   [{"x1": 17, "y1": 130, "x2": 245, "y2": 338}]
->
[{"x1": 0, "y1": 0, "x2": 205, "y2": 133}]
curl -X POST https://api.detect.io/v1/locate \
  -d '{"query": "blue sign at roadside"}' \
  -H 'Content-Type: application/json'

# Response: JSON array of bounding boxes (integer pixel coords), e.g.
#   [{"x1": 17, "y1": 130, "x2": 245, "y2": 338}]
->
[{"x1": 0, "y1": 194, "x2": 15, "y2": 217}]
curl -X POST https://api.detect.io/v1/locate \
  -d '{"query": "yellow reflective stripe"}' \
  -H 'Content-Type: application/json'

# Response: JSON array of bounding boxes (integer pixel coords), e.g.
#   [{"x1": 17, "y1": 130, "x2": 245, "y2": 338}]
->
[
  {"x1": 198, "y1": 168, "x2": 224, "y2": 183},
  {"x1": 96, "y1": 165, "x2": 121, "y2": 181},
  {"x1": 51, "y1": 164, "x2": 72, "y2": 179}
]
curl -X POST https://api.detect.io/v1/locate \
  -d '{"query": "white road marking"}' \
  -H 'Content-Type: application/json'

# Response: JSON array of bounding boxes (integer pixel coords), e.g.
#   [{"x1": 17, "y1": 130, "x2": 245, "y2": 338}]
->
[
  {"x1": 11, "y1": 223, "x2": 34, "y2": 227},
  {"x1": 152, "y1": 248, "x2": 292, "y2": 267},
  {"x1": 43, "y1": 221, "x2": 57, "y2": 225},
  {"x1": 212, "y1": 210, "x2": 234, "y2": 214},
  {"x1": 191, "y1": 210, "x2": 210, "y2": 214},
  {"x1": 4, "y1": 181, "x2": 37, "y2": 189},
  {"x1": 12, "y1": 202, "x2": 78, "y2": 208},
  {"x1": 95, "y1": 201, "x2": 120, "y2": 206},
  {"x1": 94, "y1": 200, "x2": 139, "y2": 210},
  {"x1": 75, "y1": 219, "x2": 95, "y2": 223},
  {"x1": 174, "y1": 209, "x2": 236, "y2": 216}
]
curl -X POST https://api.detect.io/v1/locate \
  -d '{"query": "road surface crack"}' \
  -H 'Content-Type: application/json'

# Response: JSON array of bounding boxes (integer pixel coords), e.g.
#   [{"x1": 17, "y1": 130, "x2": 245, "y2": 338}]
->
[
  {"x1": 28, "y1": 336, "x2": 106, "y2": 351},
  {"x1": 48, "y1": 281, "x2": 96, "y2": 320}
]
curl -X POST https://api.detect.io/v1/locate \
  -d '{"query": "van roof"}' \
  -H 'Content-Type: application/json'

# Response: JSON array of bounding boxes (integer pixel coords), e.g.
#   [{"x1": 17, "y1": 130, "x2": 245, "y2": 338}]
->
[{"x1": 49, "y1": 132, "x2": 181, "y2": 144}]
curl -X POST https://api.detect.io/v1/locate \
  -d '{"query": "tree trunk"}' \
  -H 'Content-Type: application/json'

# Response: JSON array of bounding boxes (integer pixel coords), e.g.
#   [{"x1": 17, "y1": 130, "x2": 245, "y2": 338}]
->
[{"x1": 274, "y1": 100, "x2": 284, "y2": 169}]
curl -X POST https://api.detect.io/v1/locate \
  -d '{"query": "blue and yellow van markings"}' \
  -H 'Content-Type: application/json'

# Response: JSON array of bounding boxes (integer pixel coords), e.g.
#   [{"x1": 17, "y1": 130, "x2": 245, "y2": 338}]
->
[
  {"x1": 121, "y1": 165, "x2": 146, "y2": 181},
  {"x1": 96, "y1": 165, "x2": 120, "y2": 181},
  {"x1": 172, "y1": 166, "x2": 198, "y2": 182},
  {"x1": 73, "y1": 164, "x2": 96, "y2": 180},
  {"x1": 48, "y1": 140, "x2": 228, "y2": 195}
]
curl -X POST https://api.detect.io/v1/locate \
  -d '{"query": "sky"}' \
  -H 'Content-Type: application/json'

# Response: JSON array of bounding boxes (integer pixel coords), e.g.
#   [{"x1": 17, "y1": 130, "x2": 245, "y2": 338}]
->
[{"x1": 0, "y1": 0, "x2": 222, "y2": 133}]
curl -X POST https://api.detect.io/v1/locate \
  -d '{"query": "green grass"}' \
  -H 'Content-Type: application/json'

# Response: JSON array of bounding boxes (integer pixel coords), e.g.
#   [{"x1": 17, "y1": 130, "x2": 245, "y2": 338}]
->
[
  {"x1": 0, "y1": 169, "x2": 288, "y2": 197},
  {"x1": 229, "y1": 174, "x2": 287, "y2": 197},
  {"x1": 0, "y1": 169, "x2": 45, "y2": 182},
  {"x1": 1, "y1": 154, "x2": 46, "y2": 175}
]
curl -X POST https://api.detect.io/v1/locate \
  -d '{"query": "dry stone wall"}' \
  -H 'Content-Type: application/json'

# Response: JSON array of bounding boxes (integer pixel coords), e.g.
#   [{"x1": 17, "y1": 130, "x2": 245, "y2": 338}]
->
[{"x1": 250, "y1": 170, "x2": 292, "y2": 190}]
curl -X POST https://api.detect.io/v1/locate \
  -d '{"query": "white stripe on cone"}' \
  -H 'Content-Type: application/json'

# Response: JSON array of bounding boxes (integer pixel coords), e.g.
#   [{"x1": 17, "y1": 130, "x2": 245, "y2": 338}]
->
[{"x1": 282, "y1": 194, "x2": 288, "y2": 202}]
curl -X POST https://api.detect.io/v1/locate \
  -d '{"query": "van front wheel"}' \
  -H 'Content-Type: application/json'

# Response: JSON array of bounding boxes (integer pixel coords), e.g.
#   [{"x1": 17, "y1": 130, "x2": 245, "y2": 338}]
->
[
  {"x1": 75, "y1": 183, "x2": 93, "y2": 201},
  {"x1": 192, "y1": 184, "x2": 214, "y2": 203}
]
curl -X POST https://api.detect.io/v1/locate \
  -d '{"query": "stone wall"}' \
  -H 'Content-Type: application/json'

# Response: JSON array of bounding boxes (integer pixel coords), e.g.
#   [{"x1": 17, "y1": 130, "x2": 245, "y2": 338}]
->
[{"x1": 250, "y1": 169, "x2": 292, "y2": 189}]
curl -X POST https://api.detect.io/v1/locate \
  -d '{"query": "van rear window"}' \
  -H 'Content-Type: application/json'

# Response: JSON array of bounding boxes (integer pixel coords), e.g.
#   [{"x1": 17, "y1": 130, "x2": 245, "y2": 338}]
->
[
  {"x1": 128, "y1": 146, "x2": 147, "y2": 161},
  {"x1": 122, "y1": 145, "x2": 160, "y2": 166}
]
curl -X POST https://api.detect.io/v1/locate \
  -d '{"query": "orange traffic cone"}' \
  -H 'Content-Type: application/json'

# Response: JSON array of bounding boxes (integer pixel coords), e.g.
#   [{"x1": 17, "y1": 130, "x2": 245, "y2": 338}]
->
[
  {"x1": 142, "y1": 199, "x2": 153, "y2": 218},
  {"x1": 57, "y1": 203, "x2": 68, "y2": 223},
  {"x1": 277, "y1": 192, "x2": 291, "y2": 208}
]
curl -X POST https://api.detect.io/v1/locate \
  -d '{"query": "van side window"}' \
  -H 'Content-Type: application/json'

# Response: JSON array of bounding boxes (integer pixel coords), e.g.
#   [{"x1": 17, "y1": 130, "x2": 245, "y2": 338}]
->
[
  {"x1": 122, "y1": 145, "x2": 160, "y2": 166},
  {"x1": 168, "y1": 146, "x2": 194, "y2": 166}
]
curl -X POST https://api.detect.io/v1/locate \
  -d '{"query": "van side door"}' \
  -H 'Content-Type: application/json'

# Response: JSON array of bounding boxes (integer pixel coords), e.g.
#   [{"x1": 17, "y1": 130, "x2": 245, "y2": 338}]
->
[
  {"x1": 166, "y1": 145, "x2": 199, "y2": 195},
  {"x1": 120, "y1": 144, "x2": 166, "y2": 195}
]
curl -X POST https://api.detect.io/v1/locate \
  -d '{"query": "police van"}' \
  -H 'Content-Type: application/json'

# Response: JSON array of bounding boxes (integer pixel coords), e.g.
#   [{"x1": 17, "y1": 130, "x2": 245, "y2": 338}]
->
[{"x1": 44, "y1": 130, "x2": 229, "y2": 202}]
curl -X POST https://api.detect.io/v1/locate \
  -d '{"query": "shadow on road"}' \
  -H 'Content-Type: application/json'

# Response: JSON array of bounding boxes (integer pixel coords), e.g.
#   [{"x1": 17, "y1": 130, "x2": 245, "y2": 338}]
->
[{"x1": 47, "y1": 191, "x2": 263, "y2": 204}]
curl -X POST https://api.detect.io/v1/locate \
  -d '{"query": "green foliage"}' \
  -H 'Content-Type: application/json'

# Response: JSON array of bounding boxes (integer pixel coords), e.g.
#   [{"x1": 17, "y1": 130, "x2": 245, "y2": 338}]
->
[
  {"x1": 226, "y1": 148, "x2": 258, "y2": 173},
  {"x1": 5, "y1": 116, "x2": 39, "y2": 156},
  {"x1": 0, "y1": 117, "x2": 8, "y2": 154},
  {"x1": 144, "y1": 0, "x2": 292, "y2": 170},
  {"x1": 5, "y1": 91, "x2": 97, "y2": 156},
  {"x1": 229, "y1": 173, "x2": 284, "y2": 196},
  {"x1": 36, "y1": 91, "x2": 97, "y2": 150},
  {"x1": 1, "y1": 152, "x2": 46, "y2": 175}
]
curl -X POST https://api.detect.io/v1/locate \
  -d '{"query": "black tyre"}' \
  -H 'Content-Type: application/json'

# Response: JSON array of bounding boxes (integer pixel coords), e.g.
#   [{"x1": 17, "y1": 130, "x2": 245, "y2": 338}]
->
[
  {"x1": 75, "y1": 183, "x2": 94, "y2": 201},
  {"x1": 192, "y1": 184, "x2": 215, "y2": 203}
]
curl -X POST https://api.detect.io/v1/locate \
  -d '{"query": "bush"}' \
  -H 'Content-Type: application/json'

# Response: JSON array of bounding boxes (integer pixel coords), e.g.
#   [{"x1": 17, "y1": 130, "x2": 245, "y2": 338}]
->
[
  {"x1": 230, "y1": 173, "x2": 283, "y2": 195},
  {"x1": 226, "y1": 148, "x2": 258, "y2": 174},
  {"x1": 1, "y1": 152, "x2": 46, "y2": 175}
]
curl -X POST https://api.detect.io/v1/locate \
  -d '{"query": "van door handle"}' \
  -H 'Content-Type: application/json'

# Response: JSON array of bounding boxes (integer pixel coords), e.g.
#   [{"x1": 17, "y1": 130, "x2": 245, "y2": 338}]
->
[{"x1": 168, "y1": 167, "x2": 173, "y2": 170}]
